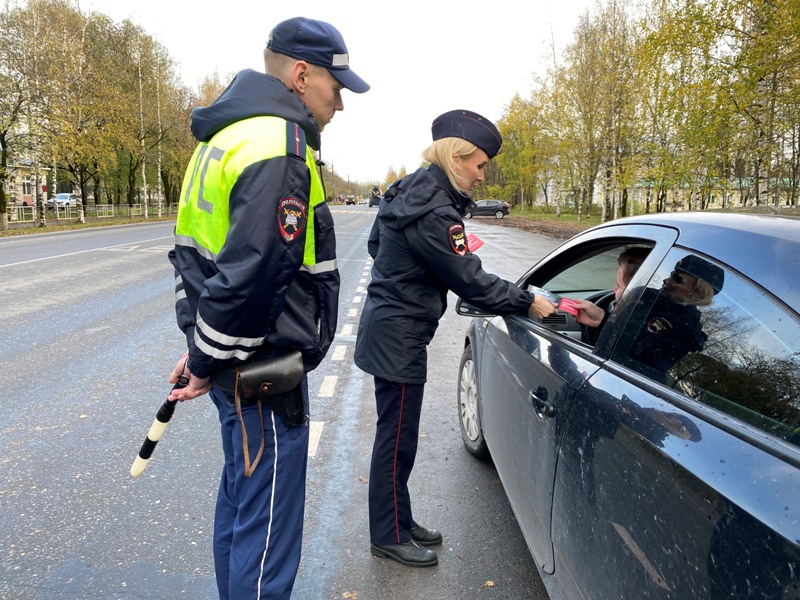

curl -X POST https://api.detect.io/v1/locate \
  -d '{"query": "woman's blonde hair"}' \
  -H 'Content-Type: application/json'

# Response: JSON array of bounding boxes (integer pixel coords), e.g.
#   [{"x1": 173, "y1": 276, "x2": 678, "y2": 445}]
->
[
  {"x1": 689, "y1": 279, "x2": 716, "y2": 307},
  {"x1": 422, "y1": 137, "x2": 480, "y2": 196}
]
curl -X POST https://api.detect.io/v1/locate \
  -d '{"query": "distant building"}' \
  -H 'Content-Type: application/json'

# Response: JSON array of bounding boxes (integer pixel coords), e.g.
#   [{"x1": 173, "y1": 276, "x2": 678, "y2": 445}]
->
[{"x1": 4, "y1": 160, "x2": 50, "y2": 207}]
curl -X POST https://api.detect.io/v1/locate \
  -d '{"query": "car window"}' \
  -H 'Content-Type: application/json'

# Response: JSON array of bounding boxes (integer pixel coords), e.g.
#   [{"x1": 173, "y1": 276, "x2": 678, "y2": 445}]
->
[
  {"x1": 523, "y1": 241, "x2": 656, "y2": 342},
  {"x1": 538, "y1": 245, "x2": 627, "y2": 298},
  {"x1": 611, "y1": 250, "x2": 800, "y2": 448}
]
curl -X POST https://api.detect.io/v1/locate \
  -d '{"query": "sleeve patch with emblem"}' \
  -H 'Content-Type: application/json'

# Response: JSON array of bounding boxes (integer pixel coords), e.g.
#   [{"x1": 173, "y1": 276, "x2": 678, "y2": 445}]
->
[
  {"x1": 449, "y1": 223, "x2": 468, "y2": 255},
  {"x1": 278, "y1": 197, "x2": 308, "y2": 243}
]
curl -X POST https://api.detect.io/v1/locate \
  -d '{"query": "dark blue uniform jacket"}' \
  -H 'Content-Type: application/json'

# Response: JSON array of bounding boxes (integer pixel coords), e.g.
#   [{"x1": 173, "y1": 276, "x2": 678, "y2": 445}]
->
[{"x1": 354, "y1": 165, "x2": 534, "y2": 384}]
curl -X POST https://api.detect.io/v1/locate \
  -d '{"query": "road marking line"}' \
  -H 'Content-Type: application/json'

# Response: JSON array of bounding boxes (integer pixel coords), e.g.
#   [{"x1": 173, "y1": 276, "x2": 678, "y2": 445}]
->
[
  {"x1": 0, "y1": 235, "x2": 173, "y2": 268},
  {"x1": 308, "y1": 421, "x2": 324, "y2": 457},
  {"x1": 340, "y1": 324, "x2": 353, "y2": 336},
  {"x1": 107, "y1": 244, "x2": 173, "y2": 253},
  {"x1": 348, "y1": 309, "x2": 358, "y2": 317},
  {"x1": 331, "y1": 345, "x2": 347, "y2": 361},
  {"x1": 352, "y1": 296, "x2": 362, "y2": 304},
  {"x1": 318, "y1": 376, "x2": 337, "y2": 397}
]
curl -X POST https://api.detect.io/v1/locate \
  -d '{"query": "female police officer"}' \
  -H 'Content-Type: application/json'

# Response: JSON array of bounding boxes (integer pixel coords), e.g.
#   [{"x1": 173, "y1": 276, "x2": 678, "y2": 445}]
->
[{"x1": 354, "y1": 109, "x2": 557, "y2": 567}]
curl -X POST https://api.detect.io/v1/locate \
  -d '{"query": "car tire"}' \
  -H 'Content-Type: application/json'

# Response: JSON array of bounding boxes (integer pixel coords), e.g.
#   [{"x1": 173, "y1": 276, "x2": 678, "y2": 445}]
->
[
  {"x1": 458, "y1": 344, "x2": 490, "y2": 461},
  {"x1": 494, "y1": 210, "x2": 505, "y2": 219},
  {"x1": 464, "y1": 211, "x2": 472, "y2": 219}
]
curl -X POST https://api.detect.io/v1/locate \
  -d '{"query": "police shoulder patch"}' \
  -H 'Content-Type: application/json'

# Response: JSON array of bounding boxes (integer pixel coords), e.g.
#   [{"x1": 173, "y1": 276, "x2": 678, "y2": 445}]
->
[
  {"x1": 278, "y1": 197, "x2": 308, "y2": 243},
  {"x1": 449, "y1": 223, "x2": 468, "y2": 256},
  {"x1": 647, "y1": 316, "x2": 673, "y2": 334}
]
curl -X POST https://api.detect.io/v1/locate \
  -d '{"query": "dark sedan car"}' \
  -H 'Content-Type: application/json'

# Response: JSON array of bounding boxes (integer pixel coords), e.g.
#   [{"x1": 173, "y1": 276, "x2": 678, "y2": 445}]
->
[
  {"x1": 456, "y1": 212, "x2": 800, "y2": 600},
  {"x1": 464, "y1": 199, "x2": 509, "y2": 219}
]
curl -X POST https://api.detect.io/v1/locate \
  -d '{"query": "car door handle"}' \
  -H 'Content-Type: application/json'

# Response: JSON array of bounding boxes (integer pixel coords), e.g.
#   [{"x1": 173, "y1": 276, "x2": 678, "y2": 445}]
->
[{"x1": 530, "y1": 390, "x2": 556, "y2": 419}]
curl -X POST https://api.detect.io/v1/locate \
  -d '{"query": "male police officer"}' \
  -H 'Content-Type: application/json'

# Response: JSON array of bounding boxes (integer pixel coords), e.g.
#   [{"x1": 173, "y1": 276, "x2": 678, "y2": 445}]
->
[{"x1": 165, "y1": 17, "x2": 368, "y2": 600}]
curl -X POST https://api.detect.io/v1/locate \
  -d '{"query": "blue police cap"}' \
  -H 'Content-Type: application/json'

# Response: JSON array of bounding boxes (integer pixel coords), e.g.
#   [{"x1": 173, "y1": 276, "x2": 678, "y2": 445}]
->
[
  {"x1": 431, "y1": 109, "x2": 503, "y2": 158},
  {"x1": 267, "y1": 17, "x2": 370, "y2": 94}
]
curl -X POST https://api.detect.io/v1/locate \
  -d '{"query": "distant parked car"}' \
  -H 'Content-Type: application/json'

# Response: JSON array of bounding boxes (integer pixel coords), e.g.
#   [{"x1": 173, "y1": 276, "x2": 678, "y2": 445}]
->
[
  {"x1": 456, "y1": 212, "x2": 800, "y2": 600},
  {"x1": 47, "y1": 193, "x2": 78, "y2": 209},
  {"x1": 464, "y1": 199, "x2": 508, "y2": 219}
]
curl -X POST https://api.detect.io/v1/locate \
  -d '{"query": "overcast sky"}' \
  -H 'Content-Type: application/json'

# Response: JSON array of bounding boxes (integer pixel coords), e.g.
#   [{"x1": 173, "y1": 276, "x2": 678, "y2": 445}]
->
[{"x1": 84, "y1": 1, "x2": 596, "y2": 184}]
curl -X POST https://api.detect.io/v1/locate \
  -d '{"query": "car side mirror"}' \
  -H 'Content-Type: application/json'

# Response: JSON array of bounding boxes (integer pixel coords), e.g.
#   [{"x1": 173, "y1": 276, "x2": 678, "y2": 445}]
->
[{"x1": 455, "y1": 297, "x2": 492, "y2": 317}]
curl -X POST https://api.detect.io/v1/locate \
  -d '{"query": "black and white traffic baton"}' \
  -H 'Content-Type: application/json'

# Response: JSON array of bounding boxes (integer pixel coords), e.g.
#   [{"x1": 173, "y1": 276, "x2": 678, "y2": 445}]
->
[{"x1": 129, "y1": 375, "x2": 188, "y2": 477}]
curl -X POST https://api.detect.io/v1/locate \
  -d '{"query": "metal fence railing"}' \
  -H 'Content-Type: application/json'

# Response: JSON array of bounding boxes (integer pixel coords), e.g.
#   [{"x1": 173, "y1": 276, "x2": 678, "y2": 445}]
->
[{"x1": 6, "y1": 203, "x2": 179, "y2": 225}]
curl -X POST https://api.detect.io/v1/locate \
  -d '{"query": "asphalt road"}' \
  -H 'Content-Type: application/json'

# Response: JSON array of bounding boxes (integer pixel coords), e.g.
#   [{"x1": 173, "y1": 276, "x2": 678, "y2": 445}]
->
[{"x1": 0, "y1": 207, "x2": 562, "y2": 600}]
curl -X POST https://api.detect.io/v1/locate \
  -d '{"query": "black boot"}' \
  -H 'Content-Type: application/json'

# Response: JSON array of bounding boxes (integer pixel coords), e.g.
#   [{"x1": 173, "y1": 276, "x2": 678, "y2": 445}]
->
[
  {"x1": 370, "y1": 540, "x2": 438, "y2": 567},
  {"x1": 411, "y1": 520, "x2": 443, "y2": 546}
]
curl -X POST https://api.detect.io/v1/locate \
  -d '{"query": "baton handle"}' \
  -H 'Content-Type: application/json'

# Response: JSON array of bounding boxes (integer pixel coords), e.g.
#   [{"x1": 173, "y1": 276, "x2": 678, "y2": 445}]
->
[{"x1": 130, "y1": 377, "x2": 187, "y2": 477}]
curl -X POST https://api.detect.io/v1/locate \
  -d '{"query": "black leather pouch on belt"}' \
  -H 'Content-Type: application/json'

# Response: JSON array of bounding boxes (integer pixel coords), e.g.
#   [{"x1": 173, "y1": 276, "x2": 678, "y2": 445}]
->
[
  {"x1": 236, "y1": 352, "x2": 304, "y2": 410},
  {"x1": 214, "y1": 351, "x2": 306, "y2": 477},
  {"x1": 216, "y1": 352, "x2": 305, "y2": 421}
]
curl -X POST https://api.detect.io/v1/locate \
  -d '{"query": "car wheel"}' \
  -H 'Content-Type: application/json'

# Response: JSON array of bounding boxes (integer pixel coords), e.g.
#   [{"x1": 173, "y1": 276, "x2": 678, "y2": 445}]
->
[
  {"x1": 458, "y1": 344, "x2": 490, "y2": 460},
  {"x1": 464, "y1": 210, "x2": 472, "y2": 219},
  {"x1": 494, "y1": 210, "x2": 505, "y2": 219}
]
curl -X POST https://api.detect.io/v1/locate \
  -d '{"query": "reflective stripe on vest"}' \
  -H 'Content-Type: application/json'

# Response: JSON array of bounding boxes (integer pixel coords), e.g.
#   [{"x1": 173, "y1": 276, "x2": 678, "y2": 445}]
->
[{"x1": 175, "y1": 116, "x2": 323, "y2": 267}]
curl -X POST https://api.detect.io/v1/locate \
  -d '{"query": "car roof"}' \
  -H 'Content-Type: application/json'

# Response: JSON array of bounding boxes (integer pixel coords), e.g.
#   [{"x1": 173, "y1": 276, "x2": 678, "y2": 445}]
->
[{"x1": 589, "y1": 212, "x2": 800, "y2": 312}]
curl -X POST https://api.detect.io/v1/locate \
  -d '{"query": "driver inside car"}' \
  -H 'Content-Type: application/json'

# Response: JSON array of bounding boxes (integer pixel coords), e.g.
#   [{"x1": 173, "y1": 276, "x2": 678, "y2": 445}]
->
[{"x1": 570, "y1": 246, "x2": 651, "y2": 345}]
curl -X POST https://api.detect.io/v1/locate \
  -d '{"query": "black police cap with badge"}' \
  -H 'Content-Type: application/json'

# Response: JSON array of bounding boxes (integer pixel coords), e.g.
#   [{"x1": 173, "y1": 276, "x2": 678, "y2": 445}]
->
[
  {"x1": 675, "y1": 255, "x2": 725, "y2": 294},
  {"x1": 431, "y1": 109, "x2": 503, "y2": 158},
  {"x1": 267, "y1": 16, "x2": 370, "y2": 94}
]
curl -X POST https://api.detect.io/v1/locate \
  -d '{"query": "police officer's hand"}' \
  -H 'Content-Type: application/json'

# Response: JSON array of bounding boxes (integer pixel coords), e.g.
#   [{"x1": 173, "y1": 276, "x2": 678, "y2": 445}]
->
[
  {"x1": 168, "y1": 353, "x2": 211, "y2": 402},
  {"x1": 528, "y1": 294, "x2": 558, "y2": 319}
]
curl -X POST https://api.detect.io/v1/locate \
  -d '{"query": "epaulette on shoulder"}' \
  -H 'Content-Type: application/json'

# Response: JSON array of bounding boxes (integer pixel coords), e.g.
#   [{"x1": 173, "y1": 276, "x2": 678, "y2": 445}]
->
[{"x1": 285, "y1": 122, "x2": 307, "y2": 159}]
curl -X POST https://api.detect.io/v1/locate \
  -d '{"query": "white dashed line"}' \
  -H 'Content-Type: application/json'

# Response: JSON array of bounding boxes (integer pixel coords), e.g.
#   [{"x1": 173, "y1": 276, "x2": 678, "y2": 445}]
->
[
  {"x1": 308, "y1": 421, "x2": 324, "y2": 457},
  {"x1": 347, "y1": 309, "x2": 358, "y2": 317},
  {"x1": 352, "y1": 296, "x2": 362, "y2": 304},
  {"x1": 340, "y1": 324, "x2": 353, "y2": 336},
  {"x1": 331, "y1": 345, "x2": 347, "y2": 361},
  {"x1": 318, "y1": 376, "x2": 337, "y2": 397}
]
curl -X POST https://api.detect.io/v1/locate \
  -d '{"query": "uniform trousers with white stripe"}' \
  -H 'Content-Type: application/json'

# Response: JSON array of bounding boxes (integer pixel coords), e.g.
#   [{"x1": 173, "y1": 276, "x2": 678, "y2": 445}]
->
[
  {"x1": 209, "y1": 378, "x2": 309, "y2": 600},
  {"x1": 368, "y1": 376, "x2": 425, "y2": 545}
]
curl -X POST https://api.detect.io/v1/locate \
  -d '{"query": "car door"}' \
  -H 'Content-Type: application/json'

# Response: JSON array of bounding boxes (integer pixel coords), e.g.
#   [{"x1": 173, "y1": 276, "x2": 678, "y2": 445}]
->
[
  {"x1": 479, "y1": 314, "x2": 600, "y2": 574},
  {"x1": 551, "y1": 247, "x2": 800, "y2": 599},
  {"x1": 476, "y1": 224, "x2": 677, "y2": 575}
]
